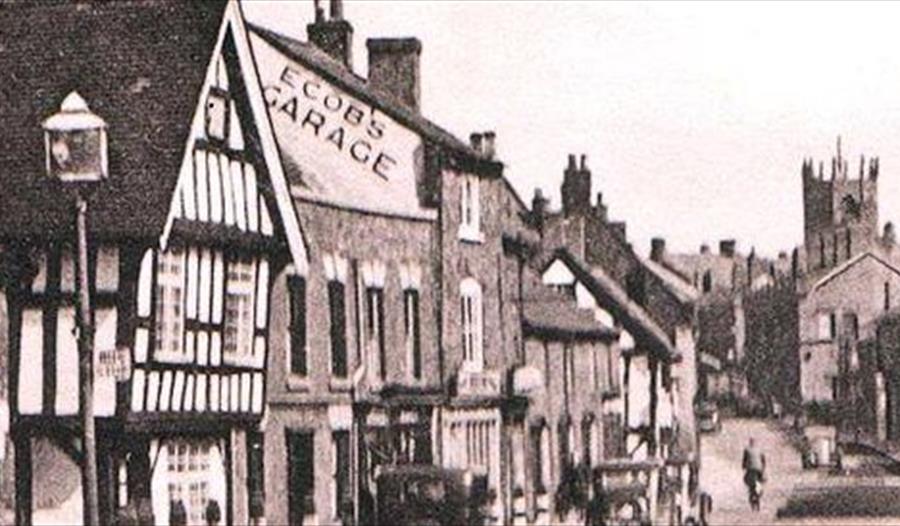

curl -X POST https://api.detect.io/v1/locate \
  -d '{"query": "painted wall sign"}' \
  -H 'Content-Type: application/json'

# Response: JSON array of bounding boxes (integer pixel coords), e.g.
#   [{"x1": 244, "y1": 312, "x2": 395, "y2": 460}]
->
[
  {"x1": 250, "y1": 32, "x2": 431, "y2": 218},
  {"x1": 265, "y1": 65, "x2": 397, "y2": 181}
]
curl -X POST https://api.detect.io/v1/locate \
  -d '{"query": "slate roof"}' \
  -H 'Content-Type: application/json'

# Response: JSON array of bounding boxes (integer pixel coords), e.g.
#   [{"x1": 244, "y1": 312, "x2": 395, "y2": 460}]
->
[
  {"x1": 247, "y1": 23, "x2": 479, "y2": 161},
  {"x1": 641, "y1": 257, "x2": 700, "y2": 305},
  {"x1": 0, "y1": 1, "x2": 227, "y2": 240}
]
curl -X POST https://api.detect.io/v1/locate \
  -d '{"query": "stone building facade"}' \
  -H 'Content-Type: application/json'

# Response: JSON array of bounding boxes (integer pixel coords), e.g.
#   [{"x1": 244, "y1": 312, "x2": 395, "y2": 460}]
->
[
  {"x1": 250, "y1": 3, "x2": 652, "y2": 526},
  {"x1": 533, "y1": 156, "x2": 702, "y2": 525},
  {"x1": 794, "y1": 145, "x2": 899, "y2": 405}
]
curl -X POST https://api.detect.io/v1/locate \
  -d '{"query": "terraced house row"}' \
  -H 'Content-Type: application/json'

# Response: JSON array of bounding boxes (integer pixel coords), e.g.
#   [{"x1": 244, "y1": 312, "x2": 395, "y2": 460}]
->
[{"x1": 0, "y1": 1, "x2": 701, "y2": 525}]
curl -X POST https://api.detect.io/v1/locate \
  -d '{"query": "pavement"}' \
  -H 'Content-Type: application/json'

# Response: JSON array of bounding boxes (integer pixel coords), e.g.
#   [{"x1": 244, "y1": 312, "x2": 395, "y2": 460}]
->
[{"x1": 700, "y1": 418, "x2": 900, "y2": 526}]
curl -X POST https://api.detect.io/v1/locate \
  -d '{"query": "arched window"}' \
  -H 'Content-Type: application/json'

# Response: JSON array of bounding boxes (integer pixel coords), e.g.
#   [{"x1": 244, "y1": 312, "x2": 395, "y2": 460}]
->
[
  {"x1": 701, "y1": 270, "x2": 712, "y2": 293},
  {"x1": 460, "y1": 278, "x2": 483, "y2": 370}
]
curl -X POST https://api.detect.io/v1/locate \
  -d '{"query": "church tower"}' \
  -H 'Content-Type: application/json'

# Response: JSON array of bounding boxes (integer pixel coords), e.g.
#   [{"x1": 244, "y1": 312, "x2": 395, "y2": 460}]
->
[{"x1": 802, "y1": 137, "x2": 879, "y2": 272}]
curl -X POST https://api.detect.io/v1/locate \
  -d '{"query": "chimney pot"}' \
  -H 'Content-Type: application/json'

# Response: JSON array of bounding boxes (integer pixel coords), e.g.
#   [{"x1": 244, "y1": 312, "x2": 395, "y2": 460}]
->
[
  {"x1": 483, "y1": 131, "x2": 496, "y2": 160},
  {"x1": 580, "y1": 154, "x2": 587, "y2": 171},
  {"x1": 470, "y1": 133, "x2": 483, "y2": 154},
  {"x1": 885, "y1": 222, "x2": 896, "y2": 244},
  {"x1": 650, "y1": 238, "x2": 666, "y2": 262},
  {"x1": 567, "y1": 154, "x2": 577, "y2": 171},
  {"x1": 700, "y1": 244, "x2": 710, "y2": 255},
  {"x1": 314, "y1": 0, "x2": 325, "y2": 22},
  {"x1": 330, "y1": 0, "x2": 343, "y2": 20}
]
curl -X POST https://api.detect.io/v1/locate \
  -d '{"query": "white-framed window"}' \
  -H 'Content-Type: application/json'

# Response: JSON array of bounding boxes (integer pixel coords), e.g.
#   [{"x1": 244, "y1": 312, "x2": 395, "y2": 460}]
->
[
  {"x1": 460, "y1": 419, "x2": 494, "y2": 472},
  {"x1": 332, "y1": 431, "x2": 351, "y2": 521},
  {"x1": 404, "y1": 288, "x2": 422, "y2": 380},
  {"x1": 458, "y1": 174, "x2": 482, "y2": 242},
  {"x1": 565, "y1": 345, "x2": 576, "y2": 396},
  {"x1": 530, "y1": 423, "x2": 550, "y2": 494},
  {"x1": 817, "y1": 312, "x2": 835, "y2": 341},
  {"x1": 365, "y1": 287, "x2": 386, "y2": 380},
  {"x1": 166, "y1": 439, "x2": 214, "y2": 525},
  {"x1": 155, "y1": 249, "x2": 186, "y2": 358},
  {"x1": 224, "y1": 259, "x2": 256, "y2": 362},
  {"x1": 460, "y1": 278, "x2": 483, "y2": 371}
]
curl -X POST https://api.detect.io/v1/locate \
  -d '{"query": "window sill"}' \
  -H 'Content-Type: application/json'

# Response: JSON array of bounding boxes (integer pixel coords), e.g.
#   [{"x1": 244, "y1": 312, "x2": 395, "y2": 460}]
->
[
  {"x1": 535, "y1": 492, "x2": 550, "y2": 512},
  {"x1": 223, "y1": 354, "x2": 264, "y2": 369},
  {"x1": 329, "y1": 377, "x2": 352, "y2": 392},
  {"x1": 286, "y1": 375, "x2": 311, "y2": 392},
  {"x1": 400, "y1": 375, "x2": 427, "y2": 387},
  {"x1": 153, "y1": 352, "x2": 194, "y2": 365},
  {"x1": 602, "y1": 388, "x2": 622, "y2": 401},
  {"x1": 457, "y1": 227, "x2": 484, "y2": 244},
  {"x1": 459, "y1": 361, "x2": 485, "y2": 374}
]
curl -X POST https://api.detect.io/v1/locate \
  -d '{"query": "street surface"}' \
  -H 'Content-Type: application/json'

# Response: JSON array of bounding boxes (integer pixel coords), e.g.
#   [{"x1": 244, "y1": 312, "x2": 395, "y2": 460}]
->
[{"x1": 701, "y1": 418, "x2": 900, "y2": 526}]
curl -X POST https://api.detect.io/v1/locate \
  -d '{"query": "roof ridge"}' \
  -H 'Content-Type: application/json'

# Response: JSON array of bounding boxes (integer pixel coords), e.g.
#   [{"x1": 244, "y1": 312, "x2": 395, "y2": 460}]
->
[
  {"x1": 246, "y1": 22, "x2": 481, "y2": 159},
  {"x1": 811, "y1": 250, "x2": 900, "y2": 292},
  {"x1": 550, "y1": 248, "x2": 680, "y2": 361}
]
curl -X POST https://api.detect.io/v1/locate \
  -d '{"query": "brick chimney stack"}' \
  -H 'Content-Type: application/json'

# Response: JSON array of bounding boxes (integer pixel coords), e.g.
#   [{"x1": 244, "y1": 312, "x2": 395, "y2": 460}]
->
[
  {"x1": 367, "y1": 37, "x2": 422, "y2": 112},
  {"x1": 650, "y1": 238, "x2": 666, "y2": 262},
  {"x1": 561, "y1": 154, "x2": 591, "y2": 216},
  {"x1": 719, "y1": 239, "x2": 736, "y2": 258},
  {"x1": 532, "y1": 188, "x2": 548, "y2": 232},
  {"x1": 308, "y1": 0, "x2": 354, "y2": 69},
  {"x1": 595, "y1": 192, "x2": 608, "y2": 222}
]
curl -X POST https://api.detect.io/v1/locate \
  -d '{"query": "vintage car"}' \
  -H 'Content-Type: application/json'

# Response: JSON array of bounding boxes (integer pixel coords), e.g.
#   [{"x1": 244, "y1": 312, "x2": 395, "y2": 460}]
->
[
  {"x1": 696, "y1": 401, "x2": 722, "y2": 434},
  {"x1": 375, "y1": 464, "x2": 491, "y2": 526}
]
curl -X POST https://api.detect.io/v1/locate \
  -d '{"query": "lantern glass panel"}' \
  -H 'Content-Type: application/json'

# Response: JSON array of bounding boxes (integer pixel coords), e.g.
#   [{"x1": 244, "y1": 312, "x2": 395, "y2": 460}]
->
[{"x1": 47, "y1": 128, "x2": 106, "y2": 183}]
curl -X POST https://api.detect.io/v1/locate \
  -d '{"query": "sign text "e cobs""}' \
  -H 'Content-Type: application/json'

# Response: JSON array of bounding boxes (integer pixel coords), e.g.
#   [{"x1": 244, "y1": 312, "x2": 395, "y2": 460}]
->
[{"x1": 264, "y1": 65, "x2": 398, "y2": 181}]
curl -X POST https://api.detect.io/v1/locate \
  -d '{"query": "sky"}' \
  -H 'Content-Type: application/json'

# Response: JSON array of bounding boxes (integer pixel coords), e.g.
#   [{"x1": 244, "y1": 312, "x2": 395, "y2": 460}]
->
[{"x1": 242, "y1": 1, "x2": 900, "y2": 259}]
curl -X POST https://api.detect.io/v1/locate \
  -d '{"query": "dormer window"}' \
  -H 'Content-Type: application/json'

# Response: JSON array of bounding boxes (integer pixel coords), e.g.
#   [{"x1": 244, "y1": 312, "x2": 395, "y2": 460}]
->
[
  {"x1": 205, "y1": 89, "x2": 229, "y2": 142},
  {"x1": 458, "y1": 174, "x2": 482, "y2": 242}
]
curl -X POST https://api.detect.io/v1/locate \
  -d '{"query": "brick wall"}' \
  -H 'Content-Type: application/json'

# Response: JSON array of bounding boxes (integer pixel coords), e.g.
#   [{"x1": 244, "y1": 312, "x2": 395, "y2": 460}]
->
[
  {"x1": 438, "y1": 168, "x2": 535, "y2": 388},
  {"x1": 265, "y1": 198, "x2": 439, "y2": 524}
]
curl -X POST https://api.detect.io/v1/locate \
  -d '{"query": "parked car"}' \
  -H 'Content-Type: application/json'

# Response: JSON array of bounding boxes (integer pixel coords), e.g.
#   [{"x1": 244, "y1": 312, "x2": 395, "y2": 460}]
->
[
  {"x1": 696, "y1": 401, "x2": 722, "y2": 434},
  {"x1": 375, "y1": 465, "x2": 491, "y2": 526}
]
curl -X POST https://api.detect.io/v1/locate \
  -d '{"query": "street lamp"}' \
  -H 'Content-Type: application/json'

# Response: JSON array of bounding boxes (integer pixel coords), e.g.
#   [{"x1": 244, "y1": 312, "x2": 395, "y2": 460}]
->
[{"x1": 43, "y1": 91, "x2": 107, "y2": 526}]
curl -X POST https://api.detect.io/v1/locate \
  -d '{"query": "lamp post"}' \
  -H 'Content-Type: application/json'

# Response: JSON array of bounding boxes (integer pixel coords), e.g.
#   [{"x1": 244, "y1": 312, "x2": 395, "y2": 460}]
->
[{"x1": 43, "y1": 91, "x2": 108, "y2": 526}]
